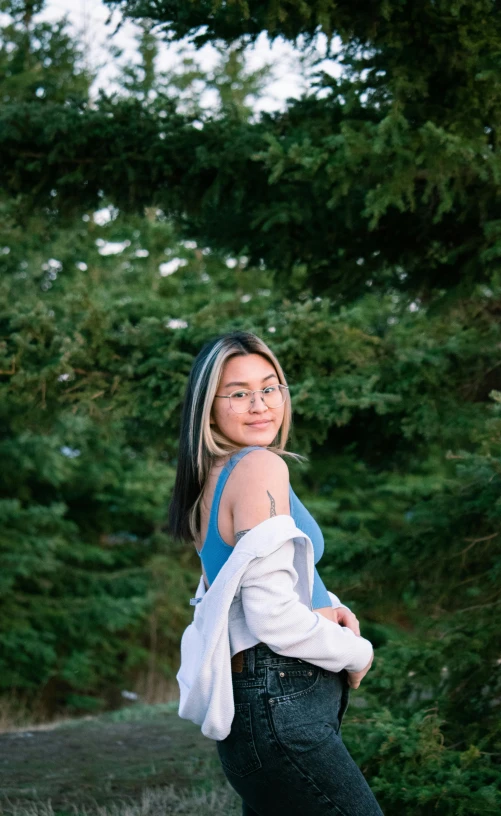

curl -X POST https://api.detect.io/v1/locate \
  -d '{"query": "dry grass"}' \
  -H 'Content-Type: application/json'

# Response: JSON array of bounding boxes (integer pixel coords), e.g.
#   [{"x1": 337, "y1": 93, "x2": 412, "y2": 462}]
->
[
  {"x1": 1, "y1": 783, "x2": 241, "y2": 816},
  {"x1": 0, "y1": 673, "x2": 181, "y2": 735},
  {"x1": 132, "y1": 672, "x2": 180, "y2": 706},
  {"x1": 0, "y1": 695, "x2": 60, "y2": 735},
  {"x1": 0, "y1": 695, "x2": 98, "y2": 736}
]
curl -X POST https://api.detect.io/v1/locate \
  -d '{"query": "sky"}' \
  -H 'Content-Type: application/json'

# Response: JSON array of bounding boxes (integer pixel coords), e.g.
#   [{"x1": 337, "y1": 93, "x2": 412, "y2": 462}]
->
[{"x1": 36, "y1": 0, "x2": 341, "y2": 112}]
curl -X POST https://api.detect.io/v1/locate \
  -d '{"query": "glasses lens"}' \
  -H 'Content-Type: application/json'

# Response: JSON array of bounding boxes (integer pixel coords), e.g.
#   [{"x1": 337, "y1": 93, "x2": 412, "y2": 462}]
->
[
  {"x1": 262, "y1": 385, "x2": 286, "y2": 408},
  {"x1": 229, "y1": 390, "x2": 253, "y2": 413}
]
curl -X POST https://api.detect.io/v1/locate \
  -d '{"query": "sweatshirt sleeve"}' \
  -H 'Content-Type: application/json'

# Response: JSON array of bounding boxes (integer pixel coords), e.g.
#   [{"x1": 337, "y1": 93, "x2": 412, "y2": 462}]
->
[
  {"x1": 311, "y1": 567, "x2": 332, "y2": 608},
  {"x1": 239, "y1": 538, "x2": 373, "y2": 674}
]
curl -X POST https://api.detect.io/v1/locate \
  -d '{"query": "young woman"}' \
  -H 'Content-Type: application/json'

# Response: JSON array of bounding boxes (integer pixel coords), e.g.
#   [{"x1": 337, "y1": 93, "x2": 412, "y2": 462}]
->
[{"x1": 169, "y1": 330, "x2": 384, "y2": 816}]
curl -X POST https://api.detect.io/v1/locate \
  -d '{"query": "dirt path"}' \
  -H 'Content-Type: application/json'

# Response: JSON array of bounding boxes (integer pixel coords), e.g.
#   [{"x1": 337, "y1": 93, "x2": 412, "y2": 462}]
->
[{"x1": 0, "y1": 707, "x2": 224, "y2": 809}]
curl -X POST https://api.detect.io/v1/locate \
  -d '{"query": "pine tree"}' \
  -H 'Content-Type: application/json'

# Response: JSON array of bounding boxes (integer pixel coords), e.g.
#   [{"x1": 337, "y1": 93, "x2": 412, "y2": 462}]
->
[{"x1": 1, "y1": 2, "x2": 501, "y2": 810}]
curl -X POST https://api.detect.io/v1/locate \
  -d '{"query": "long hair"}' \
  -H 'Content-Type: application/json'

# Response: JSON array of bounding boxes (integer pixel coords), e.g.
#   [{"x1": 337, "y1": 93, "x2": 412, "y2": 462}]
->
[{"x1": 167, "y1": 330, "x2": 302, "y2": 542}]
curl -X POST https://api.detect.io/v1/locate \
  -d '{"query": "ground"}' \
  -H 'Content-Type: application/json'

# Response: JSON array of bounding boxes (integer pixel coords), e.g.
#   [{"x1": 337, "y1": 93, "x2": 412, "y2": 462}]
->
[{"x1": 0, "y1": 703, "x2": 240, "y2": 815}]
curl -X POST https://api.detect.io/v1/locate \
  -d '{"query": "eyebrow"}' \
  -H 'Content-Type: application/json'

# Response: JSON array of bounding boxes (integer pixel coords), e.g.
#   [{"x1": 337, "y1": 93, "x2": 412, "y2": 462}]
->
[{"x1": 223, "y1": 373, "x2": 278, "y2": 388}]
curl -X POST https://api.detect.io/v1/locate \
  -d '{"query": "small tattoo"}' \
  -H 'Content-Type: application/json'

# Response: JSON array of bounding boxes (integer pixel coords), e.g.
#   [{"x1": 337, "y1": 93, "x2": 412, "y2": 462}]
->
[
  {"x1": 267, "y1": 490, "x2": 276, "y2": 517},
  {"x1": 235, "y1": 529, "x2": 250, "y2": 542}
]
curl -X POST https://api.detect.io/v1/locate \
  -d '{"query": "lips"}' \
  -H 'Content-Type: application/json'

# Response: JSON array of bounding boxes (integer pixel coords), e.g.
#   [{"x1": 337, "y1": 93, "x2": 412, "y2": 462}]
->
[{"x1": 247, "y1": 420, "x2": 271, "y2": 427}]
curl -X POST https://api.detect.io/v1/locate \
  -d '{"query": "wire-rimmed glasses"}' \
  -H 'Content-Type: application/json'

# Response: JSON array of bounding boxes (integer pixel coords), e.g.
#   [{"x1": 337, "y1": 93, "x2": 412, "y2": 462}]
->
[{"x1": 214, "y1": 384, "x2": 289, "y2": 414}]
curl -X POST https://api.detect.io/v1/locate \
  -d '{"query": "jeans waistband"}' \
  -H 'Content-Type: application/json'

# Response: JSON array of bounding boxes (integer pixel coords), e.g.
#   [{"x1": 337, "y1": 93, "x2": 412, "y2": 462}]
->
[{"x1": 234, "y1": 642, "x2": 310, "y2": 672}]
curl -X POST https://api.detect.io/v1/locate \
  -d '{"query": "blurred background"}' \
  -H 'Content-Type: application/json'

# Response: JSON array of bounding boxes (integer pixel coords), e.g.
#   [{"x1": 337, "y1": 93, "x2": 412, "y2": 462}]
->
[{"x1": 1, "y1": 1, "x2": 500, "y2": 814}]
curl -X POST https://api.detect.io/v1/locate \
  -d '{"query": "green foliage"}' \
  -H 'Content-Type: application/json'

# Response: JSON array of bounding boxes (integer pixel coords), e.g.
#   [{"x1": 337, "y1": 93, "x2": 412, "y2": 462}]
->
[
  {"x1": 0, "y1": 0, "x2": 93, "y2": 102},
  {"x1": 344, "y1": 708, "x2": 501, "y2": 815},
  {"x1": 103, "y1": 0, "x2": 501, "y2": 58},
  {"x1": 3, "y1": 2, "x2": 501, "y2": 302},
  {"x1": 1, "y1": 1, "x2": 501, "y2": 812},
  {"x1": 0, "y1": 146, "x2": 284, "y2": 709}
]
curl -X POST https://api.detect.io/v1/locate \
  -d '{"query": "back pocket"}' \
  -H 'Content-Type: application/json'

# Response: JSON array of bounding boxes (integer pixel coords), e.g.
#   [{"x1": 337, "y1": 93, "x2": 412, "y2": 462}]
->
[
  {"x1": 269, "y1": 670, "x2": 342, "y2": 754},
  {"x1": 216, "y1": 702, "x2": 262, "y2": 777}
]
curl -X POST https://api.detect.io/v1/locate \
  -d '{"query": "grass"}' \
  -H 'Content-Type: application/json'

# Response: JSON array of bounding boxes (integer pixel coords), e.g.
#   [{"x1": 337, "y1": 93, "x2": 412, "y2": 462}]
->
[
  {"x1": 0, "y1": 702, "x2": 241, "y2": 816},
  {"x1": 2, "y1": 783, "x2": 241, "y2": 816}
]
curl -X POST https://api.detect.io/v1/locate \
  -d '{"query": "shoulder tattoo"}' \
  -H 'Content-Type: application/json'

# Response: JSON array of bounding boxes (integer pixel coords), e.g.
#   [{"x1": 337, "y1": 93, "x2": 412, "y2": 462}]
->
[
  {"x1": 267, "y1": 490, "x2": 276, "y2": 517},
  {"x1": 235, "y1": 490, "x2": 277, "y2": 543}
]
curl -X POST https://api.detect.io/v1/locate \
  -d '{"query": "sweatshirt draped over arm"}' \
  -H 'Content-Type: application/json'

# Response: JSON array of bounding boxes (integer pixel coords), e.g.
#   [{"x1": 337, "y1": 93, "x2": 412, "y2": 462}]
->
[{"x1": 238, "y1": 537, "x2": 373, "y2": 674}]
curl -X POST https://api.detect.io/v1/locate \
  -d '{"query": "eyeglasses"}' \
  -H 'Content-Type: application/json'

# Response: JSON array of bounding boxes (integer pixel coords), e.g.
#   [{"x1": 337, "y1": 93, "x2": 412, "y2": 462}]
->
[{"x1": 214, "y1": 384, "x2": 289, "y2": 414}]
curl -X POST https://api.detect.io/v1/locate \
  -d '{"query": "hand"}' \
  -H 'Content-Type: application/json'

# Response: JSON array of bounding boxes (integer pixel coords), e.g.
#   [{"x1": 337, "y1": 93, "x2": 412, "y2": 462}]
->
[
  {"x1": 346, "y1": 651, "x2": 374, "y2": 689},
  {"x1": 314, "y1": 605, "x2": 360, "y2": 636},
  {"x1": 314, "y1": 605, "x2": 373, "y2": 689}
]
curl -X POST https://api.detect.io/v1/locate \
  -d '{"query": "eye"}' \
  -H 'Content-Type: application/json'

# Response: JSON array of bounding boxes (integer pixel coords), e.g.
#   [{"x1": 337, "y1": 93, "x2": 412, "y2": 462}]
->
[
  {"x1": 263, "y1": 385, "x2": 278, "y2": 393},
  {"x1": 231, "y1": 390, "x2": 250, "y2": 399}
]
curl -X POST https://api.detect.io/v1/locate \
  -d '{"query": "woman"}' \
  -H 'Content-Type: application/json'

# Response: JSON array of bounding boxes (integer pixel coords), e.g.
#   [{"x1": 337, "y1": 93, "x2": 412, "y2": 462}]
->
[{"x1": 169, "y1": 330, "x2": 383, "y2": 816}]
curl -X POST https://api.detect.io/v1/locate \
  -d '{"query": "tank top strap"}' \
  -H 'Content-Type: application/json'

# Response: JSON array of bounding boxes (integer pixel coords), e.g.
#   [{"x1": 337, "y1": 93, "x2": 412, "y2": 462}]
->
[{"x1": 206, "y1": 445, "x2": 265, "y2": 536}]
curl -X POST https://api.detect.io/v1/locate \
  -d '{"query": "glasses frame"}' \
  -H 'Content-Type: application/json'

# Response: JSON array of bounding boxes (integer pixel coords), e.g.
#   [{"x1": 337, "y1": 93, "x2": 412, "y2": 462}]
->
[{"x1": 214, "y1": 384, "x2": 290, "y2": 414}]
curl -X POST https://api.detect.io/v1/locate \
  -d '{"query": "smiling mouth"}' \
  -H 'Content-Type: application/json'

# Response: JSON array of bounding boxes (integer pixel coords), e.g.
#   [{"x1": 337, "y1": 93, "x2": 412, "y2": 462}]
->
[{"x1": 247, "y1": 420, "x2": 271, "y2": 426}]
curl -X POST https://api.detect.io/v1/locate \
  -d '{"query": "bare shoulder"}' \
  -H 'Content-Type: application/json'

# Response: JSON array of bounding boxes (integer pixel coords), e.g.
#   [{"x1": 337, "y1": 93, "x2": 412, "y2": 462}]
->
[
  {"x1": 233, "y1": 448, "x2": 289, "y2": 482},
  {"x1": 230, "y1": 449, "x2": 291, "y2": 539}
]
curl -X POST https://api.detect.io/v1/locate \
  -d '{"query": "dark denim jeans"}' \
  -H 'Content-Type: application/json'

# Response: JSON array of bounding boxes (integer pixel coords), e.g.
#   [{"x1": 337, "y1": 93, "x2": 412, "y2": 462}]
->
[{"x1": 216, "y1": 642, "x2": 384, "y2": 816}]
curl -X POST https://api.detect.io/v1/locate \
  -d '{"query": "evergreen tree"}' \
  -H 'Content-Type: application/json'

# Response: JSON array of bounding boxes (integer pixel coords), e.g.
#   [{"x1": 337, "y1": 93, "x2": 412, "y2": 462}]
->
[{"x1": 1, "y1": 2, "x2": 500, "y2": 811}]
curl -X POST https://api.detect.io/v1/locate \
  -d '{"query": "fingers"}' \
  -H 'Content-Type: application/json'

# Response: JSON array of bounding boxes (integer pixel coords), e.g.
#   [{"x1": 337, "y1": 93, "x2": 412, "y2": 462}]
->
[
  {"x1": 336, "y1": 608, "x2": 360, "y2": 636},
  {"x1": 346, "y1": 669, "x2": 361, "y2": 689}
]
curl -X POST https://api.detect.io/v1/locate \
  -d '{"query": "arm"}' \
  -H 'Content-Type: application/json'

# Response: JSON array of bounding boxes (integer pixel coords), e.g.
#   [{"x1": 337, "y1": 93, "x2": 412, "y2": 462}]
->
[
  {"x1": 232, "y1": 450, "x2": 348, "y2": 614},
  {"x1": 239, "y1": 536, "x2": 373, "y2": 673},
  {"x1": 231, "y1": 451, "x2": 373, "y2": 674}
]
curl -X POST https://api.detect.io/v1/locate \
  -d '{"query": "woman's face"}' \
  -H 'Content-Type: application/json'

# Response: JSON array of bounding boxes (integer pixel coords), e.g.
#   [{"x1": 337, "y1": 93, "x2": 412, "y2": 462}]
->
[{"x1": 210, "y1": 353, "x2": 286, "y2": 449}]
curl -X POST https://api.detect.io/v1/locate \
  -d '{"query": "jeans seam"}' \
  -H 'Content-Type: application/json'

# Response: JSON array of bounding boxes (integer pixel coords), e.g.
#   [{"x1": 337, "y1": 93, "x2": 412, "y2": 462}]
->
[
  {"x1": 264, "y1": 688, "x2": 350, "y2": 816},
  {"x1": 337, "y1": 682, "x2": 351, "y2": 733},
  {"x1": 217, "y1": 702, "x2": 262, "y2": 778}
]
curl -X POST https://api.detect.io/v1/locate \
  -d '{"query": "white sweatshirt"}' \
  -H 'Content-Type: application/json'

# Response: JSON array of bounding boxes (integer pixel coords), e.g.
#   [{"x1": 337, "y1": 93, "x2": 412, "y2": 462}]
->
[{"x1": 176, "y1": 514, "x2": 374, "y2": 741}]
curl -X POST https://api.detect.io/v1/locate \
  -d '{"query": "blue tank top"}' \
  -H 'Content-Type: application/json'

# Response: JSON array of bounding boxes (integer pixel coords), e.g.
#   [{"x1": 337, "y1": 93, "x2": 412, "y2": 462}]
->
[{"x1": 196, "y1": 445, "x2": 331, "y2": 607}]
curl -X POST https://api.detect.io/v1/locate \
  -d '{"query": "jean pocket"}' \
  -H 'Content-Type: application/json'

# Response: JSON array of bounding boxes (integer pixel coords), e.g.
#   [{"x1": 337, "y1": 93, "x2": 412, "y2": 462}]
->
[
  {"x1": 216, "y1": 702, "x2": 262, "y2": 777},
  {"x1": 271, "y1": 665, "x2": 320, "y2": 698},
  {"x1": 268, "y1": 669, "x2": 342, "y2": 754}
]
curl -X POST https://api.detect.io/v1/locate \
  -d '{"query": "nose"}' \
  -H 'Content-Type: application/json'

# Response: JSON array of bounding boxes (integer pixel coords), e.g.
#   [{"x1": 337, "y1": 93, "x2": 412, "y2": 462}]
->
[{"x1": 249, "y1": 392, "x2": 268, "y2": 413}]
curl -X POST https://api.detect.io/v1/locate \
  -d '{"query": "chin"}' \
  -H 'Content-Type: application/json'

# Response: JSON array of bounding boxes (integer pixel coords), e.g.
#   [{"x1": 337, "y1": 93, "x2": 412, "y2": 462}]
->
[{"x1": 242, "y1": 425, "x2": 276, "y2": 445}]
